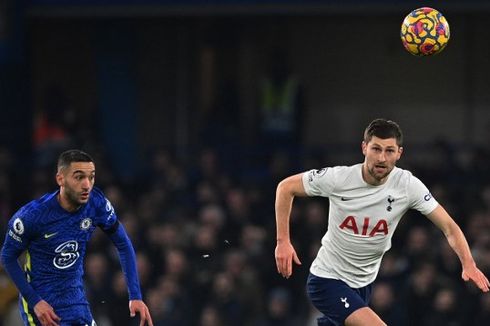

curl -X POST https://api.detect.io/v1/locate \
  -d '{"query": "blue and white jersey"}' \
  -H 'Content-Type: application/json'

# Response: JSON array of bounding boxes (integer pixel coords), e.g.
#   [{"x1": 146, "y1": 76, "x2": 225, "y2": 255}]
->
[{"x1": 3, "y1": 187, "x2": 117, "y2": 309}]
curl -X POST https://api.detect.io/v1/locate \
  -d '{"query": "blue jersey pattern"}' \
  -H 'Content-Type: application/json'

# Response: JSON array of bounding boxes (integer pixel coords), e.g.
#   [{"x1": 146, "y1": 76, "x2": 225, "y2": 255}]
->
[{"x1": 3, "y1": 187, "x2": 117, "y2": 310}]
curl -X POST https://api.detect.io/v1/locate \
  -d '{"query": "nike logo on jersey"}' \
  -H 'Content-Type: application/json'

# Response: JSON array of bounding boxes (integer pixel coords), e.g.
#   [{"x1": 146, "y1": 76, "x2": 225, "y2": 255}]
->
[
  {"x1": 340, "y1": 197, "x2": 353, "y2": 201},
  {"x1": 44, "y1": 232, "x2": 58, "y2": 239}
]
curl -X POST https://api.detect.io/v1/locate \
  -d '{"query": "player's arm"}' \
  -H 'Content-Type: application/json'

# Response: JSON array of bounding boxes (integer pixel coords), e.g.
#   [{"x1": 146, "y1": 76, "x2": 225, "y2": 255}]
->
[
  {"x1": 104, "y1": 221, "x2": 153, "y2": 326},
  {"x1": 426, "y1": 204, "x2": 490, "y2": 292},
  {"x1": 1, "y1": 218, "x2": 61, "y2": 326},
  {"x1": 0, "y1": 241, "x2": 43, "y2": 307},
  {"x1": 275, "y1": 173, "x2": 306, "y2": 278}
]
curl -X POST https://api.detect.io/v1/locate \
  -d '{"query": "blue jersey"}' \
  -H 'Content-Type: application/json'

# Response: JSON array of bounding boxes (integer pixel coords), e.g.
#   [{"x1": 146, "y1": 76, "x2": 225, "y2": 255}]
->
[{"x1": 2, "y1": 187, "x2": 118, "y2": 310}]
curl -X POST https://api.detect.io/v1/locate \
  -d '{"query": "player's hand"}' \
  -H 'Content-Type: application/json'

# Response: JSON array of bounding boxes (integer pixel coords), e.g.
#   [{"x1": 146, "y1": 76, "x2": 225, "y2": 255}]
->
[
  {"x1": 129, "y1": 299, "x2": 153, "y2": 326},
  {"x1": 33, "y1": 300, "x2": 60, "y2": 326},
  {"x1": 462, "y1": 263, "x2": 490, "y2": 292},
  {"x1": 275, "y1": 239, "x2": 302, "y2": 279}
]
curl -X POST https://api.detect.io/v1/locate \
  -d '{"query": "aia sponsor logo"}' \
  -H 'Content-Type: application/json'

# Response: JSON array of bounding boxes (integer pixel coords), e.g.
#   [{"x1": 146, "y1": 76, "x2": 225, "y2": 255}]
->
[{"x1": 339, "y1": 216, "x2": 388, "y2": 237}]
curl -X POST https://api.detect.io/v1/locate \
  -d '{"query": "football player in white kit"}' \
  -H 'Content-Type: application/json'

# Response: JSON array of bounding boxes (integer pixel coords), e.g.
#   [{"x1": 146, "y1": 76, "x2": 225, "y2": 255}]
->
[{"x1": 274, "y1": 119, "x2": 490, "y2": 326}]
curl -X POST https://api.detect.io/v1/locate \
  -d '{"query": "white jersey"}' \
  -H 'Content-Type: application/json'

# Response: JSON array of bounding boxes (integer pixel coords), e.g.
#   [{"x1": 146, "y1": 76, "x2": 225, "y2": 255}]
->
[{"x1": 302, "y1": 163, "x2": 438, "y2": 288}]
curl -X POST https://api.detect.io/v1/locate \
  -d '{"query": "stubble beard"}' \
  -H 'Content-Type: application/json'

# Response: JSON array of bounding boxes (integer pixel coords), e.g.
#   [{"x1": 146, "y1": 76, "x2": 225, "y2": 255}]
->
[
  {"x1": 368, "y1": 164, "x2": 392, "y2": 182},
  {"x1": 64, "y1": 185, "x2": 87, "y2": 207}
]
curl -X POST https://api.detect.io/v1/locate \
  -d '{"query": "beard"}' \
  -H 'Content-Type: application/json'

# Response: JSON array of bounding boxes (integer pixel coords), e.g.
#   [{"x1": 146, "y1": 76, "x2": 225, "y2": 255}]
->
[
  {"x1": 367, "y1": 164, "x2": 393, "y2": 182},
  {"x1": 64, "y1": 185, "x2": 89, "y2": 207}
]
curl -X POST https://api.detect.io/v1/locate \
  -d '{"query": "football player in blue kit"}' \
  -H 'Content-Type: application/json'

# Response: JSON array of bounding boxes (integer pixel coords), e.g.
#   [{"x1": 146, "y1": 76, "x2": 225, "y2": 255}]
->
[{"x1": 1, "y1": 150, "x2": 153, "y2": 326}]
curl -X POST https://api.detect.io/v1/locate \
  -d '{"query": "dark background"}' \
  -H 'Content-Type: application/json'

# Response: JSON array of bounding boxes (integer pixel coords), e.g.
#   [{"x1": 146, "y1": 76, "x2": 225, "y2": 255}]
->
[{"x1": 1, "y1": 1, "x2": 490, "y2": 325}]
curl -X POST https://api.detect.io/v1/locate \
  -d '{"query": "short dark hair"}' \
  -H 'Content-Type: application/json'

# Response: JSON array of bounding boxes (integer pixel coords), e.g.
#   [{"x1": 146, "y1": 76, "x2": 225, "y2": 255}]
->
[
  {"x1": 364, "y1": 119, "x2": 403, "y2": 146},
  {"x1": 57, "y1": 149, "x2": 94, "y2": 171}
]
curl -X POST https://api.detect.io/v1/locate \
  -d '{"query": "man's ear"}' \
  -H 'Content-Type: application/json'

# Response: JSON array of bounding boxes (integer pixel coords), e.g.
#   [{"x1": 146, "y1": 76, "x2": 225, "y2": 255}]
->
[
  {"x1": 361, "y1": 141, "x2": 367, "y2": 155},
  {"x1": 56, "y1": 172, "x2": 63, "y2": 187},
  {"x1": 397, "y1": 146, "x2": 404, "y2": 160}
]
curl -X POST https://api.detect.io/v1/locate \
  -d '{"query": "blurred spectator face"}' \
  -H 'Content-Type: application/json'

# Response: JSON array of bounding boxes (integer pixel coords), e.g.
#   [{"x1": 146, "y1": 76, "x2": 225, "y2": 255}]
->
[
  {"x1": 194, "y1": 224, "x2": 218, "y2": 252},
  {"x1": 466, "y1": 212, "x2": 489, "y2": 243},
  {"x1": 433, "y1": 288, "x2": 456, "y2": 312},
  {"x1": 371, "y1": 282, "x2": 395, "y2": 311},
  {"x1": 152, "y1": 149, "x2": 172, "y2": 174},
  {"x1": 104, "y1": 185, "x2": 125, "y2": 211},
  {"x1": 199, "y1": 204, "x2": 226, "y2": 231},
  {"x1": 148, "y1": 223, "x2": 182, "y2": 250},
  {"x1": 199, "y1": 149, "x2": 218, "y2": 178},
  {"x1": 199, "y1": 305, "x2": 223, "y2": 326},
  {"x1": 268, "y1": 287, "x2": 291, "y2": 318},
  {"x1": 269, "y1": 151, "x2": 292, "y2": 179},
  {"x1": 160, "y1": 223, "x2": 180, "y2": 248},
  {"x1": 407, "y1": 226, "x2": 430, "y2": 253},
  {"x1": 112, "y1": 271, "x2": 127, "y2": 296},
  {"x1": 158, "y1": 276, "x2": 179, "y2": 298},
  {"x1": 240, "y1": 225, "x2": 266, "y2": 255},
  {"x1": 412, "y1": 263, "x2": 436, "y2": 294},
  {"x1": 196, "y1": 181, "x2": 219, "y2": 205},
  {"x1": 226, "y1": 188, "x2": 249, "y2": 218},
  {"x1": 146, "y1": 288, "x2": 165, "y2": 319},
  {"x1": 137, "y1": 252, "x2": 151, "y2": 286},
  {"x1": 224, "y1": 250, "x2": 246, "y2": 277},
  {"x1": 165, "y1": 249, "x2": 188, "y2": 278},
  {"x1": 120, "y1": 211, "x2": 139, "y2": 241},
  {"x1": 212, "y1": 273, "x2": 234, "y2": 299},
  {"x1": 305, "y1": 201, "x2": 326, "y2": 226},
  {"x1": 137, "y1": 196, "x2": 158, "y2": 223},
  {"x1": 85, "y1": 252, "x2": 108, "y2": 283},
  {"x1": 378, "y1": 252, "x2": 406, "y2": 277}
]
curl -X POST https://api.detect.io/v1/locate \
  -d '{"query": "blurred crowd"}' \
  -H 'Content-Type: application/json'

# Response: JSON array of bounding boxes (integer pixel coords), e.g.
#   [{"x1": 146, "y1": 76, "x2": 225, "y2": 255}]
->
[{"x1": 1, "y1": 138, "x2": 490, "y2": 326}]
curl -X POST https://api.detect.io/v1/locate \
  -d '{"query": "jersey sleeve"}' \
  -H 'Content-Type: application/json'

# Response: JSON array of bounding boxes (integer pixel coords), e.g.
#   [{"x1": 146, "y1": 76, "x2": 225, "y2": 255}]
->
[
  {"x1": 2, "y1": 207, "x2": 36, "y2": 253},
  {"x1": 90, "y1": 187, "x2": 142, "y2": 300},
  {"x1": 1, "y1": 207, "x2": 43, "y2": 307},
  {"x1": 407, "y1": 175, "x2": 439, "y2": 215},
  {"x1": 107, "y1": 224, "x2": 142, "y2": 300},
  {"x1": 302, "y1": 167, "x2": 336, "y2": 197},
  {"x1": 91, "y1": 187, "x2": 118, "y2": 231}
]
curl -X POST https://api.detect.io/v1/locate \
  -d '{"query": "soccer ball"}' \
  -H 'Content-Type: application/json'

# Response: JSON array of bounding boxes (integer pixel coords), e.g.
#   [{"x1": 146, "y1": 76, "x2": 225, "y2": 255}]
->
[{"x1": 400, "y1": 7, "x2": 450, "y2": 56}]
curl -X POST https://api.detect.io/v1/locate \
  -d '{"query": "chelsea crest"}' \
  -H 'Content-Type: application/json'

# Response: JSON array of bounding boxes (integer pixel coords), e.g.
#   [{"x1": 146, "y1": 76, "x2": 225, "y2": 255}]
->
[{"x1": 80, "y1": 218, "x2": 92, "y2": 230}]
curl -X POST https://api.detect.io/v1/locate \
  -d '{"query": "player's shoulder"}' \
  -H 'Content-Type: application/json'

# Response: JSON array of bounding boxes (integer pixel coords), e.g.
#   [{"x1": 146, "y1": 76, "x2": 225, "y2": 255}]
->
[
  {"x1": 14, "y1": 191, "x2": 58, "y2": 222},
  {"x1": 392, "y1": 166, "x2": 415, "y2": 177},
  {"x1": 305, "y1": 165, "x2": 351, "y2": 181},
  {"x1": 328, "y1": 163, "x2": 362, "y2": 179},
  {"x1": 387, "y1": 166, "x2": 419, "y2": 186},
  {"x1": 88, "y1": 187, "x2": 117, "y2": 226},
  {"x1": 89, "y1": 186, "x2": 108, "y2": 205},
  {"x1": 89, "y1": 187, "x2": 115, "y2": 214},
  {"x1": 8, "y1": 191, "x2": 58, "y2": 236}
]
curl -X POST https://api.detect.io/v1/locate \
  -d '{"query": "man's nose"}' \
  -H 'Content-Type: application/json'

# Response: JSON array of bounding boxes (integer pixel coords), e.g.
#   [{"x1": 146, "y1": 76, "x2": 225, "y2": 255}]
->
[
  {"x1": 81, "y1": 178, "x2": 91, "y2": 189},
  {"x1": 378, "y1": 151, "x2": 387, "y2": 162}
]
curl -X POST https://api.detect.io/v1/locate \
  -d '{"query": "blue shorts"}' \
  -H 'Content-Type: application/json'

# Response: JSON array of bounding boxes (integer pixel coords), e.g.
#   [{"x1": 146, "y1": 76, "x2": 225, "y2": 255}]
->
[
  {"x1": 20, "y1": 299, "x2": 96, "y2": 326},
  {"x1": 306, "y1": 273, "x2": 373, "y2": 326}
]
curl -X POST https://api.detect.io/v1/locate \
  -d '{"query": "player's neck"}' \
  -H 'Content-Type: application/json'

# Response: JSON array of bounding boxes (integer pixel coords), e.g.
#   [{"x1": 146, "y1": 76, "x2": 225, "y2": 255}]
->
[
  {"x1": 361, "y1": 163, "x2": 388, "y2": 186},
  {"x1": 57, "y1": 192, "x2": 81, "y2": 212}
]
